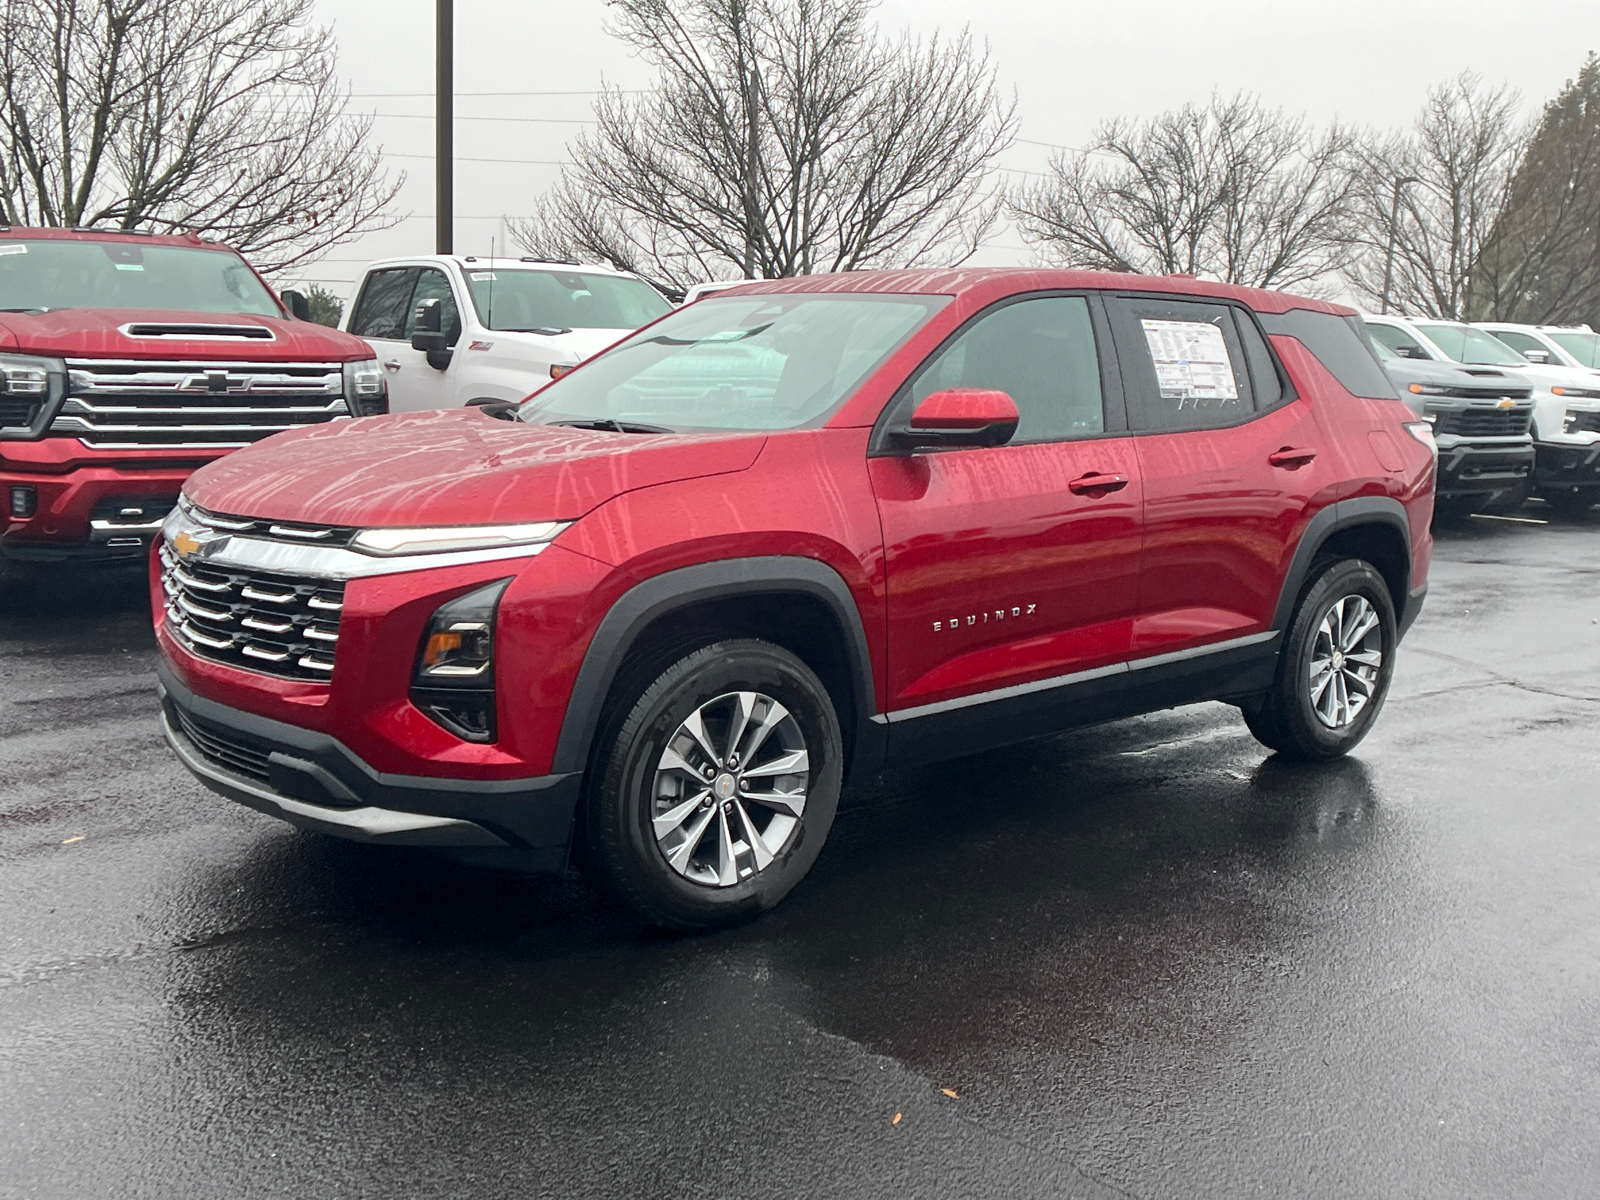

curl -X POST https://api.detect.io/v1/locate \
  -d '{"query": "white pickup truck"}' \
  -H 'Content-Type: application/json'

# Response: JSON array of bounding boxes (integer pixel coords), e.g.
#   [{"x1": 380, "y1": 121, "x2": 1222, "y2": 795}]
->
[{"x1": 340, "y1": 255, "x2": 672, "y2": 411}]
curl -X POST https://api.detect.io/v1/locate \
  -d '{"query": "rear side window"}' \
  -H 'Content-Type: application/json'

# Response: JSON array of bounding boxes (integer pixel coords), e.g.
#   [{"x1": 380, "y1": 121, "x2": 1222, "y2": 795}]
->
[
  {"x1": 1489, "y1": 329, "x2": 1545, "y2": 360},
  {"x1": 1260, "y1": 310, "x2": 1400, "y2": 400},
  {"x1": 1108, "y1": 295, "x2": 1254, "y2": 432},
  {"x1": 349, "y1": 267, "x2": 419, "y2": 340},
  {"x1": 907, "y1": 295, "x2": 1106, "y2": 443}
]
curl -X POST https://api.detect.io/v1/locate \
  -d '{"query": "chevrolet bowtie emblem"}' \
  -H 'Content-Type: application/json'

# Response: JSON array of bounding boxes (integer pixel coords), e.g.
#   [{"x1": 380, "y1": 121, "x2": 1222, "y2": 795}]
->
[
  {"x1": 1497, "y1": 398, "x2": 1515, "y2": 409},
  {"x1": 172, "y1": 531, "x2": 203, "y2": 557}
]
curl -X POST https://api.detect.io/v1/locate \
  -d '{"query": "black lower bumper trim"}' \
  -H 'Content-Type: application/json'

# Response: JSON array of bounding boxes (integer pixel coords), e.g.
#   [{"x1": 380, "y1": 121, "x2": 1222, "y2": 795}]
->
[
  {"x1": 1435, "y1": 442, "x2": 1533, "y2": 499},
  {"x1": 158, "y1": 662, "x2": 580, "y2": 866},
  {"x1": 1533, "y1": 441, "x2": 1600, "y2": 491}
]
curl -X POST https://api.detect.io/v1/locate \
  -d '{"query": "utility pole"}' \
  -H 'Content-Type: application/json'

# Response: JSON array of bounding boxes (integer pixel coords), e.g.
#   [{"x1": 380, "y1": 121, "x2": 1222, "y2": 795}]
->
[
  {"x1": 1379, "y1": 175, "x2": 1420, "y2": 315},
  {"x1": 436, "y1": 0, "x2": 453, "y2": 254}
]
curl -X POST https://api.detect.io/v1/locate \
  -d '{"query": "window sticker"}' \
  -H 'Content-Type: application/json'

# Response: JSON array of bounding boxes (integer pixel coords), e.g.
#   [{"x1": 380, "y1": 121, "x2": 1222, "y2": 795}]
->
[
  {"x1": 115, "y1": 263, "x2": 144, "y2": 271},
  {"x1": 1141, "y1": 319, "x2": 1239, "y2": 408},
  {"x1": 469, "y1": 271, "x2": 497, "y2": 281},
  {"x1": 0, "y1": 243, "x2": 27, "y2": 256}
]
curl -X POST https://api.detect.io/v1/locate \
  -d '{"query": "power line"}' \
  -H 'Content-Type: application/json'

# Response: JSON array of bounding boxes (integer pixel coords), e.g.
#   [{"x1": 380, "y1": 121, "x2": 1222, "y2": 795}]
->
[
  {"x1": 383, "y1": 153, "x2": 571, "y2": 165},
  {"x1": 369, "y1": 113, "x2": 594, "y2": 123},
  {"x1": 351, "y1": 89, "x2": 643, "y2": 97}
]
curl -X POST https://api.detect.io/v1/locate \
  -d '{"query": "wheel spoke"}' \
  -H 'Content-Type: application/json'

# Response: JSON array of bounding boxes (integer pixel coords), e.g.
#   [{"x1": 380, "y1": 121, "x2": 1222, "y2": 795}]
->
[
  {"x1": 742, "y1": 699, "x2": 791, "y2": 762},
  {"x1": 732, "y1": 800, "x2": 775, "y2": 871},
  {"x1": 652, "y1": 790, "x2": 710, "y2": 840},
  {"x1": 1341, "y1": 605, "x2": 1379, "y2": 651},
  {"x1": 741, "y1": 748, "x2": 809, "y2": 778},
  {"x1": 1346, "y1": 649, "x2": 1383, "y2": 668},
  {"x1": 1343, "y1": 668, "x2": 1375, "y2": 697},
  {"x1": 724, "y1": 691, "x2": 755, "y2": 763},
  {"x1": 714, "y1": 803, "x2": 739, "y2": 886},
  {"x1": 657, "y1": 745, "x2": 706, "y2": 780},
  {"x1": 1310, "y1": 659, "x2": 1336, "y2": 705},
  {"x1": 680, "y1": 708, "x2": 722, "y2": 767},
  {"x1": 740, "y1": 787, "x2": 806, "y2": 818},
  {"x1": 666, "y1": 805, "x2": 718, "y2": 873}
]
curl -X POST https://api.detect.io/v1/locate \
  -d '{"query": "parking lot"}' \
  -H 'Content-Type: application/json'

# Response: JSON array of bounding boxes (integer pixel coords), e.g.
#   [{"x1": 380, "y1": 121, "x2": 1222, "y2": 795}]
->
[{"x1": 1, "y1": 510, "x2": 1597, "y2": 1199}]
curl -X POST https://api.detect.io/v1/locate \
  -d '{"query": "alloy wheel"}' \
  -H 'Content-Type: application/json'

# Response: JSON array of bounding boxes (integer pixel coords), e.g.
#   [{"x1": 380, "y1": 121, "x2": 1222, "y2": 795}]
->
[
  {"x1": 650, "y1": 690, "x2": 810, "y2": 887},
  {"x1": 1308, "y1": 594, "x2": 1384, "y2": 729}
]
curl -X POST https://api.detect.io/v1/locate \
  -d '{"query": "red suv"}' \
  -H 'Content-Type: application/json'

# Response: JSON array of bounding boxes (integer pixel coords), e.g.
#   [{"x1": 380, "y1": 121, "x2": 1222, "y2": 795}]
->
[{"x1": 152, "y1": 270, "x2": 1435, "y2": 928}]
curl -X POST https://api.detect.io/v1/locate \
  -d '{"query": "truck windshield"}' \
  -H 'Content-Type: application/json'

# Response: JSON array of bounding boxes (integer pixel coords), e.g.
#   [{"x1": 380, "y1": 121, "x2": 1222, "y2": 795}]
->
[
  {"x1": 520, "y1": 292, "x2": 945, "y2": 432},
  {"x1": 1413, "y1": 322, "x2": 1525, "y2": 366},
  {"x1": 463, "y1": 267, "x2": 670, "y2": 331},
  {"x1": 0, "y1": 239, "x2": 279, "y2": 315},
  {"x1": 1546, "y1": 331, "x2": 1600, "y2": 368}
]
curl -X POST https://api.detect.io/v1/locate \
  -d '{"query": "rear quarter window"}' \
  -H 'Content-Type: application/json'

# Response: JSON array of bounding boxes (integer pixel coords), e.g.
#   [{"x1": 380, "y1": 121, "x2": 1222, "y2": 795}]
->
[{"x1": 1259, "y1": 310, "x2": 1399, "y2": 400}]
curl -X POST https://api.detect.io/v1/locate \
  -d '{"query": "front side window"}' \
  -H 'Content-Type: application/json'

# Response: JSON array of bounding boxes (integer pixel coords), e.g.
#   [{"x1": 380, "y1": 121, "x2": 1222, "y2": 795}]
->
[
  {"x1": 0, "y1": 239, "x2": 279, "y2": 316},
  {"x1": 522, "y1": 293, "x2": 944, "y2": 432},
  {"x1": 1488, "y1": 329, "x2": 1547, "y2": 360},
  {"x1": 465, "y1": 268, "x2": 670, "y2": 332},
  {"x1": 349, "y1": 268, "x2": 418, "y2": 340},
  {"x1": 1110, "y1": 296, "x2": 1256, "y2": 433},
  {"x1": 1366, "y1": 322, "x2": 1432, "y2": 359},
  {"x1": 1547, "y1": 330, "x2": 1600, "y2": 367},
  {"x1": 1413, "y1": 322, "x2": 1525, "y2": 366},
  {"x1": 906, "y1": 295, "x2": 1106, "y2": 443},
  {"x1": 405, "y1": 268, "x2": 462, "y2": 346}
]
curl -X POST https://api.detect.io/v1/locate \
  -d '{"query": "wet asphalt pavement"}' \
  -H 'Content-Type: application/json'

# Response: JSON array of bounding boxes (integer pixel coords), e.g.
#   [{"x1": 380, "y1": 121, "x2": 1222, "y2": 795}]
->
[{"x1": 2, "y1": 511, "x2": 1599, "y2": 1200}]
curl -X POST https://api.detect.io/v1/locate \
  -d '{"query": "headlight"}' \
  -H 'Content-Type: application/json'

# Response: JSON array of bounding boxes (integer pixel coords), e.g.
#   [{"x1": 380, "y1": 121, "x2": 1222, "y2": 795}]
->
[
  {"x1": 0, "y1": 352, "x2": 67, "y2": 437},
  {"x1": 351, "y1": 521, "x2": 567, "y2": 557},
  {"x1": 1407, "y1": 383, "x2": 1452, "y2": 396},
  {"x1": 342, "y1": 358, "x2": 387, "y2": 416},
  {"x1": 1552, "y1": 386, "x2": 1600, "y2": 399},
  {"x1": 411, "y1": 579, "x2": 511, "y2": 743}
]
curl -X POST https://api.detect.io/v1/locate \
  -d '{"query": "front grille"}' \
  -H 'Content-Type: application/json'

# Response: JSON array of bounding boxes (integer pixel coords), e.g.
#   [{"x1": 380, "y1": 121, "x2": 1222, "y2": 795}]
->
[
  {"x1": 170, "y1": 703, "x2": 272, "y2": 782},
  {"x1": 1570, "y1": 410, "x2": 1600, "y2": 435},
  {"x1": 159, "y1": 540, "x2": 345, "y2": 681},
  {"x1": 1430, "y1": 404, "x2": 1534, "y2": 437},
  {"x1": 0, "y1": 396, "x2": 38, "y2": 428},
  {"x1": 186, "y1": 501, "x2": 360, "y2": 548},
  {"x1": 52, "y1": 359, "x2": 350, "y2": 447}
]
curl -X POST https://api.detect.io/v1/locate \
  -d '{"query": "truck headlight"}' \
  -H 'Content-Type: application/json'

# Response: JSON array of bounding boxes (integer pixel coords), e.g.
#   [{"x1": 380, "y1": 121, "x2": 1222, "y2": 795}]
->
[
  {"x1": 342, "y1": 358, "x2": 387, "y2": 416},
  {"x1": 351, "y1": 521, "x2": 567, "y2": 557},
  {"x1": 411, "y1": 579, "x2": 511, "y2": 743},
  {"x1": 0, "y1": 353, "x2": 67, "y2": 436}
]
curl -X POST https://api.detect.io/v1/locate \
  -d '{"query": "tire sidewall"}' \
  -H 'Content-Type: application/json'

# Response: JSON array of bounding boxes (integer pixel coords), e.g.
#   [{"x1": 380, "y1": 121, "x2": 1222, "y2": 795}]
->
[
  {"x1": 597, "y1": 640, "x2": 843, "y2": 928},
  {"x1": 1281, "y1": 560, "x2": 1397, "y2": 757}
]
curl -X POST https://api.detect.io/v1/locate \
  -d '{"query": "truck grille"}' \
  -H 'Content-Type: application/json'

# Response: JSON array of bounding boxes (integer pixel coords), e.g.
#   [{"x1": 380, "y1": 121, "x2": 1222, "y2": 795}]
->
[
  {"x1": 158, "y1": 540, "x2": 345, "y2": 681},
  {"x1": 1429, "y1": 404, "x2": 1534, "y2": 437},
  {"x1": 52, "y1": 360, "x2": 350, "y2": 448}
]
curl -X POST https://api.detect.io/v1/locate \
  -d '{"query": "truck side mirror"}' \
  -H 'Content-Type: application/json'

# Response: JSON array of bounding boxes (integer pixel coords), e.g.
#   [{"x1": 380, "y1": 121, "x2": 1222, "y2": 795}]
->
[
  {"x1": 1524, "y1": 349, "x2": 1549, "y2": 363},
  {"x1": 280, "y1": 289, "x2": 311, "y2": 321},
  {"x1": 410, "y1": 298, "x2": 453, "y2": 371}
]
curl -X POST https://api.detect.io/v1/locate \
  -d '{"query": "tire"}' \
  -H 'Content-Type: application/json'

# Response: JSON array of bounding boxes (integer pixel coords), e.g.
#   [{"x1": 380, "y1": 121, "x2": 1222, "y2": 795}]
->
[
  {"x1": 1243, "y1": 559, "x2": 1397, "y2": 762},
  {"x1": 583, "y1": 639, "x2": 843, "y2": 930}
]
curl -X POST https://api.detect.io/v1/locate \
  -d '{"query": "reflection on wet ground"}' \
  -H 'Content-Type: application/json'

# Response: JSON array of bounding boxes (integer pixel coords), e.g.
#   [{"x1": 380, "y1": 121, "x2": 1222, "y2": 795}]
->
[{"x1": 2, "y1": 514, "x2": 1599, "y2": 1198}]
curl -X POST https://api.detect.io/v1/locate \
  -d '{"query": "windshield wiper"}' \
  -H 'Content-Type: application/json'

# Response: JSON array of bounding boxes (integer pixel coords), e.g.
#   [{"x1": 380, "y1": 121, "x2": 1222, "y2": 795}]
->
[
  {"x1": 548, "y1": 418, "x2": 674, "y2": 434},
  {"x1": 499, "y1": 326, "x2": 573, "y2": 335},
  {"x1": 0, "y1": 307, "x2": 50, "y2": 314}
]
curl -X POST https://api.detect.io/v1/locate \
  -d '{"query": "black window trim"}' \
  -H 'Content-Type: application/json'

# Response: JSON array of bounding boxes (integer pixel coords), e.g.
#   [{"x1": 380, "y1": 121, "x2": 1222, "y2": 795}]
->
[
  {"x1": 867, "y1": 289, "x2": 1129, "y2": 457},
  {"x1": 1106, "y1": 291, "x2": 1299, "y2": 438}
]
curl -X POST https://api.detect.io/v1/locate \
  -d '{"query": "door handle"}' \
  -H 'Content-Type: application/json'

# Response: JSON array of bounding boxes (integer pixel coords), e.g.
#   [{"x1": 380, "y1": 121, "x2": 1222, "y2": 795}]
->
[
  {"x1": 1268, "y1": 446, "x2": 1317, "y2": 468},
  {"x1": 1067, "y1": 472, "x2": 1130, "y2": 496},
  {"x1": 382, "y1": 359, "x2": 402, "y2": 372}
]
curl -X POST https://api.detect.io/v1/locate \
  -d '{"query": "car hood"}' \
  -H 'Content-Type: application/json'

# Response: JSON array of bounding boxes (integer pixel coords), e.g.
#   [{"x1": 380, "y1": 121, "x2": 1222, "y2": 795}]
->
[
  {"x1": 182, "y1": 407, "x2": 766, "y2": 527},
  {"x1": 0, "y1": 308, "x2": 372, "y2": 361},
  {"x1": 1381, "y1": 359, "x2": 1532, "y2": 394}
]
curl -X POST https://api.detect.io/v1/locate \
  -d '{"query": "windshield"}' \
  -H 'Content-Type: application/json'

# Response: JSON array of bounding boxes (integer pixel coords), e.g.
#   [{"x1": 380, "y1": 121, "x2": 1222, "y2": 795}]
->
[
  {"x1": 0, "y1": 239, "x2": 279, "y2": 315},
  {"x1": 463, "y1": 267, "x2": 670, "y2": 332},
  {"x1": 1547, "y1": 331, "x2": 1600, "y2": 368},
  {"x1": 1413, "y1": 322, "x2": 1525, "y2": 366},
  {"x1": 521, "y1": 293, "x2": 946, "y2": 432}
]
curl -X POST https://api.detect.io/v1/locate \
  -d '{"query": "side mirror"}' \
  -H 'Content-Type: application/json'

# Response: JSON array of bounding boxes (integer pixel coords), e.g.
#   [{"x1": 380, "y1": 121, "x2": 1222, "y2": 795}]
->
[
  {"x1": 893, "y1": 388, "x2": 1020, "y2": 451},
  {"x1": 1396, "y1": 345, "x2": 1428, "y2": 360},
  {"x1": 280, "y1": 289, "x2": 311, "y2": 321},
  {"x1": 1524, "y1": 349, "x2": 1549, "y2": 363},
  {"x1": 410, "y1": 297, "x2": 453, "y2": 371}
]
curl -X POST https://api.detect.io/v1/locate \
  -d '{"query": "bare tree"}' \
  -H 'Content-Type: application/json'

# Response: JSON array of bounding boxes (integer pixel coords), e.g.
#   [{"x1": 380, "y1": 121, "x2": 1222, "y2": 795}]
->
[
  {"x1": 510, "y1": 0, "x2": 1016, "y2": 291},
  {"x1": 1342, "y1": 74, "x2": 1530, "y2": 318},
  {"x1": 1007, "y1": 94, "x2": 1355, "y2": 292},
  {"x1": 0, "y1": 0, "x2": 401, "y2": 276}
]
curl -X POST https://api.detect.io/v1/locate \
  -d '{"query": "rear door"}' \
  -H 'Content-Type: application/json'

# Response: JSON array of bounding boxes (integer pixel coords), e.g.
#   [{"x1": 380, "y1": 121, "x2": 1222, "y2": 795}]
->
[
  {"x1": 870, "y1": 293, "x2": 1144, "y2": 719},
  {"x1": 347, "y1": 266, "x2": 464, "y2": 412},
  {"x1": 1107, "y1": 294, "x2": 1337, "y2": 657}
]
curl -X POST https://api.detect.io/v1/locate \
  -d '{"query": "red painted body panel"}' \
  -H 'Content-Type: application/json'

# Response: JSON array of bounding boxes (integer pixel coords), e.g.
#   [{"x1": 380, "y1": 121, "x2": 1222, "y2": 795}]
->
[{"x1": 147, "y1": 266, "x2": 1433, "y2": 797}]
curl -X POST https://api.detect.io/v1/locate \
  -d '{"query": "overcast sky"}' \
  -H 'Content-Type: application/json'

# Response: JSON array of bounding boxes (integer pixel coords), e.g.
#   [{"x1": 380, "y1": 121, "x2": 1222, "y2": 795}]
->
[{"x1": 293, "y1": 0, "x2": 1598, "y2": 298}]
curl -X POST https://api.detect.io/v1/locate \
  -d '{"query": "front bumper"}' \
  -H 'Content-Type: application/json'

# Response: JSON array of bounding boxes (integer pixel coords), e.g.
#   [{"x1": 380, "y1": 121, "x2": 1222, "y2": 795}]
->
[
  {"x1": 1433, "y1": 440, "x2": 1534, "y2": 501},
  {"x1": 159, "y1": 663, "x2": 581, "y2": 867},
  {"x1": 1, "y1": 461, "x2": 194, "y2": 560},
  {"x1": 1533, "y1": 440, "x2": 1600, "y2": 493}
]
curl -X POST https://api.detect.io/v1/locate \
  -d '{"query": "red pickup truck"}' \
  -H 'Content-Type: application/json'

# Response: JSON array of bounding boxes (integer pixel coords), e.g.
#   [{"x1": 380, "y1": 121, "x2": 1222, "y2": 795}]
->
[
  {"x1": 153, "y1": 269, "x2": 1435, "y2": 928},
  {"x1": 0, "y1": 226, "x2": 383, "y2": 567}
]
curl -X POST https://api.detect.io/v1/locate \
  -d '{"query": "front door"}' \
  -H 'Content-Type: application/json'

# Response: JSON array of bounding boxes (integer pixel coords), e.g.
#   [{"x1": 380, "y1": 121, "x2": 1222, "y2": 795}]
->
[
  {"x1": 870, "y1": 293, "x2": 1144, "y2": 726},
  {"x1": 346, "y1": 266, "x2": 464, "y2": 412}
]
